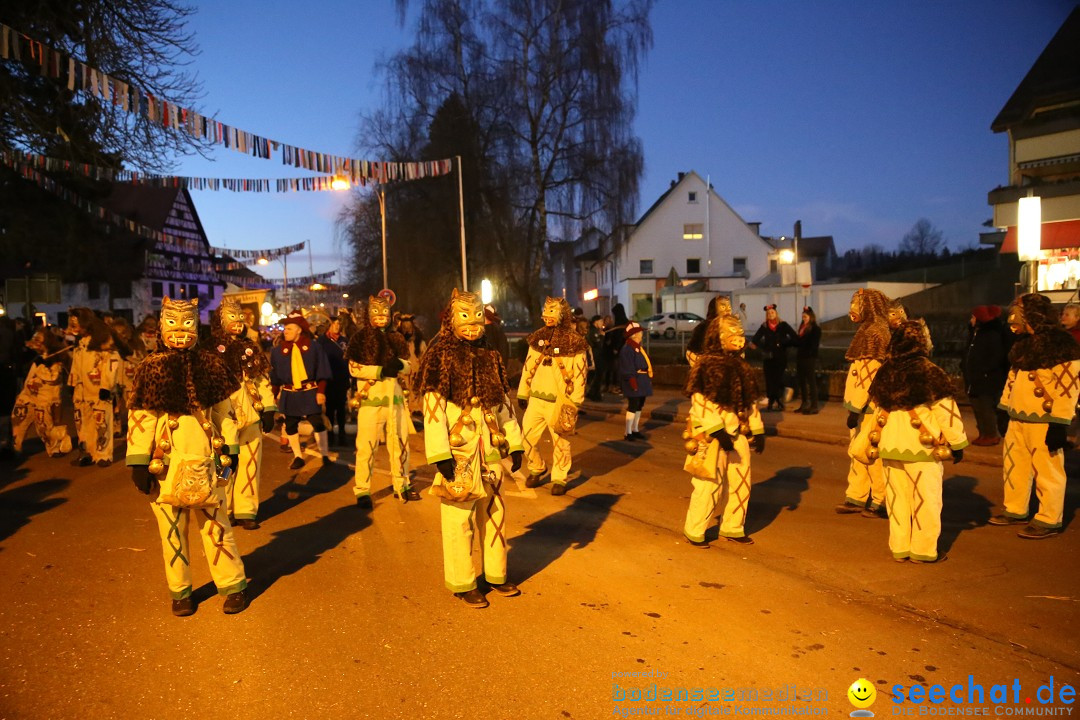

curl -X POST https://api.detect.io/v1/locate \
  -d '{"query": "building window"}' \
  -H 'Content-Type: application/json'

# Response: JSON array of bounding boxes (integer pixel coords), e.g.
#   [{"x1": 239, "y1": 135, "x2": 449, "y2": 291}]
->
[
  {"x1": 687, "y1": 258, "x2": 701, "y2": 274},
  {"x1": 683, "y1": 223, "x2": 703, "y2": 240},
  {"x1": 87, "y1": 282, "x2": 100, "y2": 300},
  {"x1": 151, "y1": 281, "x2": 163, "y2": 298},
  {"x1": 169, "y1": 283, "x2": 177, "y2": 297},
  {"x1": 733, "y1": 257, "x2": 747, "y2": 275},
  {"x1": 639, "y1": 259, "x2": 654, "y2": 275},
  {"x1": 688, "y1": 191, "x2": 697, "y2": 203},
  {"x1": 188, "y1": 284, "x2": 199, "y2": 300},
  {"x1": 207, "y1": 284, "x2": 215, "y2": 300}
]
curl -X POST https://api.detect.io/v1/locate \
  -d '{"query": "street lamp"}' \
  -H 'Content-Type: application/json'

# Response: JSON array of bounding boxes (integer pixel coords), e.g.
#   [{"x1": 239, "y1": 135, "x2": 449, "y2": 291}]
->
[
  {"x1": 481, "y1": 279, "x2": 493, "y2": 305},
  {"x1": 1018, "y1": 195, "x2": 1042, "y2": 292}
]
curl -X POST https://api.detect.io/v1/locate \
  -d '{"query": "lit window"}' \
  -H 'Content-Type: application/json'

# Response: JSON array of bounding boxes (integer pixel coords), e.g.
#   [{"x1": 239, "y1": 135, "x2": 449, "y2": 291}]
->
[
  {"x1": 640, "y1": 259, "x2": 654, "y2": 275},
  {"x1": 687, "y1": 258, "x2": 701, "y2": 274},
  {"x1": 683, "y1": 223, "x2": 703, "y2": 240}
]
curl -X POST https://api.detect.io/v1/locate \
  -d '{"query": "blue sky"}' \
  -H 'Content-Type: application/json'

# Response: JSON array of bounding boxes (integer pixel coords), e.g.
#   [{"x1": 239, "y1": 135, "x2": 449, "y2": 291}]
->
[{"x1": 172, "y1": 0, "x2": 1076, "y2": 283}]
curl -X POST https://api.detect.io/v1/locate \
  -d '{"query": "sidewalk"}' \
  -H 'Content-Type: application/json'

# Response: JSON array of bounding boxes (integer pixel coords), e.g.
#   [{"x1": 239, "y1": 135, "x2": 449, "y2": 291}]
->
[{"x1": 580, "y1": 386, "x2": 1012, "y2": 468}]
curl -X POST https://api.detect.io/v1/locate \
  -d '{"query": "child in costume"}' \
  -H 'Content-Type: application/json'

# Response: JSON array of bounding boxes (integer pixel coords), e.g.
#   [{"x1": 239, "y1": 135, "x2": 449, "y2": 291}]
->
[
  {"x1": 989, "y1": 294, "x2": 1080, "y2": 539},
  {"x1": 11, "y1": 328, "x2": 72, "y2": 457},
  {"x1": 860, "y1": 319, "x2": 967, "y2": 563},
  {"x1": 414, "y1": 289, "x2": 524, "y2": 609},
  {"x1": 67, "y1": 308, "x2": 124, "y2": 467},
  {"x1": 516, "y1": 297, "x2": 588, "y2": 495},
  {"x1": 126, "y1": 297, "x2": 247, "y2": 617},
  {"x1": 213, "y1": 298, "x2": 277, "y2": 530},
  {"x1": 618, "y1": 321, "x2": 653, "y2": 441},
  {"x1": 837, "y1": 289, "x2": 892, "y2": 517},
  {"x1": 270, "y1": 311, "x2": 332, "y2": 470},
  {"x1": 682, "y1": 315, "x2": 765, "y2": 547},
  {"x1": 346, "y1": 295, "x2": 419, "y2": 508}
]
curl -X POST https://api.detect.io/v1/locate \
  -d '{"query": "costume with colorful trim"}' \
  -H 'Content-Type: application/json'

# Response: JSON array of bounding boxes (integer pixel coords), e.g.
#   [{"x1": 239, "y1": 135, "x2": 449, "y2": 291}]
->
[
  {"x1": 213, "y1": 298, "x2": 277, "y2": 524},
  {"x1": 126, "y1": 297, "x2": 247, "y2": 610},
  {"x1": 862, "y1": 320, "x2": 968, "y2": 562},
  {"x1": 11, "y1": 329, "x2": 72, "y2": 456},
  {"x1": 997, "y1": 294, "x2": 1080, "y2": 532},
  {"x1": 67, "y1": 308, "x2": 124, "y2": 465},
  {"x1": 414, "y1": 289, "x2": 524, "y2": 598},
  {"x1": 270, "y1": 312, "x2": 331, "y2": 464},
  {"x1": 516, "y1": 297, "x2": 587, "y2": 491},
  {"x1": 346, "y1": 295, "x2": 416, "y2": 502},
  {"x1": 682, "y1": 315, "x2": 765, "y2": 543},
  {"x1": 840, "y1": 289, "x2": 891, "y2": 512}
]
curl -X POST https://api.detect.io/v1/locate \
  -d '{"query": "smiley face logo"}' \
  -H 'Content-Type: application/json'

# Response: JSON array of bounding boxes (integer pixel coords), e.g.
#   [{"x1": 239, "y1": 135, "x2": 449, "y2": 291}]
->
[{"x1": 847, "y1": 678, "x2": 877, "y2": 709}]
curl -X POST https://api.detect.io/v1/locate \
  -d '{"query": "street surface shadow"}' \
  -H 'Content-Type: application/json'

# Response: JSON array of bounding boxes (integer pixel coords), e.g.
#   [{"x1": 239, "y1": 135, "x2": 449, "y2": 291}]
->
[
  {"x1": 938, "y1": 475, "x2": 994, "y2": 554},
  {"x1": 0, "y1": 476, "x2": 70, "y2": 547},
  {"x1": 743, "y1": 466, "x2": 811, "y2": 535},
  {"x1": 508, "y1": 492, "x2": 619, "y2": 583},
  {"x1": 239, "y1": 503, "x2": 374, "y2": 605},
  {"x1": 258, "y1": 461, "x2": 353, "y2": 522},
  {"x1": 593, "y1": 439, "x2": 651, "y2": 461}
]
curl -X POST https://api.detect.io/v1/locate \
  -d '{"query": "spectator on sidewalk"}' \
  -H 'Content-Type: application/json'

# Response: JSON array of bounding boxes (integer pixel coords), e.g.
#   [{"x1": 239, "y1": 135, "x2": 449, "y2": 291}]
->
[
  {"x1": 794, "y1": 306, "x2": 821, "y2": 414},
  {"x1": 585, "y1": 315, "x2": 605, "y2": 401},
  {"x1": 604, "y1": 304, "x2": 629, "y2": 394},
  {"x1": 618, "y1": 321, "x2": 653, "y2": 441},
  {"x1": 963, "y1": 305, "x2": 1008, "y2": 446},
  {"x1": 750, "y1": 304, "x2": 797, "y2": 411},
  {"x1": 316, "y1": 317, "x2": 351, "y2": 447}
]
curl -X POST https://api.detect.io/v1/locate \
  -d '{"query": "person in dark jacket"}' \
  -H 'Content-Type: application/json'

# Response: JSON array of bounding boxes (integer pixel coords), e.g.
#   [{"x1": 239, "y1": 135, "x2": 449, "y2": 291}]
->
[
  {"x1": 585, "y1": 315, "x2": 605, "y2": 401},
  {"x1": 963, "y1": 305, "x2": 1009, "y2": 446},
  {"x1": 750, "y1": 304, "x2": 797, "y2": 411},
  {"x1": 618, "y1": 321, "x2": 653, "y2": 441},
  {"x1": 794, "y1": 306, "x2": 822, "y2": 414},
  {"x1": 317, "y1": 317, "x2": 351, "y2": 446},
  {"x1": 604, "y1": 303, "x2": 630, "y2": 394}
]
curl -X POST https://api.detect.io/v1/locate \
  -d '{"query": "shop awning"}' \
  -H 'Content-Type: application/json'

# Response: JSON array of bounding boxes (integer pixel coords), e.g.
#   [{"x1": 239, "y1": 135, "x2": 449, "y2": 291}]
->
[{"x1": 1001, "y1": 219, "x2": 1080, "y2": 253}]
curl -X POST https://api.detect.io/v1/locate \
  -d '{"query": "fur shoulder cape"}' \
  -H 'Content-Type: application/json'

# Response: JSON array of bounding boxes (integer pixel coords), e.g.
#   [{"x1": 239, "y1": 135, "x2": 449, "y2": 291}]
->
[
  {"x1": 686, "y1": 322, "x2": 708, "y2": 354},
  {"x1": 526, "y1": 326, "x2": 588, "y2": 356},
  {"x1": 845, "y1": 321, "x2": 891, "y2": 362},
  {"x1": 1009, "y1": 329, "x2": 1080, "y2": 371},
  {"x1": 345, "y1": 327, "x2": 409, "y2": 366},
  {"x1": 413, "y1": 332, "x2": 510, "y2": 408},
  {"x1": 868, "y1": 356, "x2": 956, "y2": 411},
  {"x1": 209, "y1": 332, "x2": 270, "y2": 382},
  {"x1": 130, "y1": 348, "x2": 238, "y2": 416},
  {"x1": 683, "y1": 352, "x2": 760, "y2": 412}
]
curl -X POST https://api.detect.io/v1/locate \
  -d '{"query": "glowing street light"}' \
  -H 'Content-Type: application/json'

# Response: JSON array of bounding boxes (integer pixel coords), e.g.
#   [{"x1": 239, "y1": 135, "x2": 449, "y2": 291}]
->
[
  {"x1": 481, "y1": 278, "x2": 493, "y2": 305},
  {"x1": 778, "y1": 248, "x2": 795, "y2": 265},
  {"x1": 310, "y1": 282, "x2": 326, "y2": 291},
  {"x1": 1018, "y1": 194, "x2": 1042, "y2": 292},
  {"x1": 257, "y1": 257, "x2": 269, "y2": 266}
]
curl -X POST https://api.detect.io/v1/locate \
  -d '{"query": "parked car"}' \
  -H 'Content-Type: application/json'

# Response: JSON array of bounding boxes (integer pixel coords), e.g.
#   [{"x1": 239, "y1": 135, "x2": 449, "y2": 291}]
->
[{"x1": 644, "y1": 312, "x2": 705, "y2": 338}]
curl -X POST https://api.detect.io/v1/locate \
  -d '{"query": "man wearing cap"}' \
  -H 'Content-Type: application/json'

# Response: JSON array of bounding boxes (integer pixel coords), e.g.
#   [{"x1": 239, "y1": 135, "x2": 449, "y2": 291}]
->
[
  {"x1": 618, "y1": 321, "x2": 653, "y2": 440},
  {"x1": 270, "y1": 312, "x2": 332, "y2": 470}
]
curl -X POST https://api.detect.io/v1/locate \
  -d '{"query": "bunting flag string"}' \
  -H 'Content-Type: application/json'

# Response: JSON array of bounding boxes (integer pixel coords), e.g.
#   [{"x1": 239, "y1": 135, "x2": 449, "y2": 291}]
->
[
  {"x1": 0, "y1": 23, "x2": 455, "y2": 185},
  {"x1": 209, "y1": 242, "x2": 305, "y2": 261},
  {"x1": 267, "y1": 270, "x2": 337, "y2": 289},
  {"x1": 1, "y1": 150, "x2": 385, "y2": 192}
]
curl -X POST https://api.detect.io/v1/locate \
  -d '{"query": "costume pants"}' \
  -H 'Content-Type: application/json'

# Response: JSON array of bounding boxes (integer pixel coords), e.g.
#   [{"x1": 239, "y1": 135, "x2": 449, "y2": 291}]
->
[
  {"x1": 521, "y1": 400, "x2": 572, "y2": 484},
  {"x1": 883, "y1": 459, "x2": 942, "y2": 561},
  {"x1": 1002, "y1": 421, "x2": 1067, "y2": 528},
  {"x1": 74, "y1": 398, "x2": 114, "y2": 462},
  {"x1": 845, "y1": 415, "x2": 886, "y2": 509},
  {"x1": 227, "y1": 425, "x2": 263, "y2": 520},
  {"x1": 440, "y1": 469, "x2": 507, "y2": 592},
  {"x1": 12, "y1": 401, "x2": 68, "y2": 455},
  {"x1": 683, "y1": 435, "x2": 752, "y2": 541},
  {"x1": 353, "y1": 404, "x2": 410, "y2": 497},
  {"x1": 151, "y1": 498, "x2": 247, "y2": 600}
]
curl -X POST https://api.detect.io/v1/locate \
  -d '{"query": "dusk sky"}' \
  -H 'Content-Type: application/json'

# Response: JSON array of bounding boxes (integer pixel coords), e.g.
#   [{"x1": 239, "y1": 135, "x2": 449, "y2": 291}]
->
[{"x1": 172, "y1": 0, "x2": 1076, "y2": 284}]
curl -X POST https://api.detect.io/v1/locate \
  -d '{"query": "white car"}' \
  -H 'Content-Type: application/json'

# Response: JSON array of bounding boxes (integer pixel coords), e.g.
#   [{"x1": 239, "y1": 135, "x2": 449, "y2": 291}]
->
[{"x1": 644, "y1": 312, "x2": 705, "y2": 338}]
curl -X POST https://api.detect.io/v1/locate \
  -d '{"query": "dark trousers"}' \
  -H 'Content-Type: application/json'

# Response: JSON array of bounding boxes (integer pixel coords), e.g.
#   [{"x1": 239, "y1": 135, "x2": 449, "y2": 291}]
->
[
  {"x1": 796, "y1": 357, "x2": 818, "y2": 409},
  {"x1": 763, "y1": 357, "x2": 787, "y2": 404},
  {"x1": 627, "y1": 396, "x2": 646, "y2": 412},
  {"x1": 283, "y1": 413, "x2": 326, "y2": 435},
  {"x1": 324, "y1": 391, "x2": 348, "y2": 435},
  {"x1": 970, "y1": 394, "x2": 1000, "y2": 440}
]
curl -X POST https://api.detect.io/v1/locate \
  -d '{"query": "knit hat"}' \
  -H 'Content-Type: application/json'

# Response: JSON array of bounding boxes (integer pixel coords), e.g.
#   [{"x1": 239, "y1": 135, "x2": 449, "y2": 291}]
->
[{"x1": 972, "y1": 305, "x2": 1000, "y2": 324}]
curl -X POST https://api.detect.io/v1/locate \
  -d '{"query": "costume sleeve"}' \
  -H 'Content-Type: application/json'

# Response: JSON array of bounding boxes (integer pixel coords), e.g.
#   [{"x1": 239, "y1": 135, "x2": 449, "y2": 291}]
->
[
  {"x1": 568, "y1": 352, "x2": 587, "y2": 406},
  {"x1": 125, "y1": 408, "x2": 161, "y2": 466},
  {"x1": 517, "y1": 347, "x2": 541, "y2": 400},
  {"x1": 269, "y1": 350, "x2": 285, "y2": 389},
  {"x1": 843, "y1": 358, "x2": 881, "y2": 413},
  {"x1": 748, "y1": 405, "x2": 765, "y2": 436},
  {"x1": 690, "y1": 393, "x2": 727, "y2": 436},
  {"x1": 751, "y1": 325, "x2": 766, "y2": 347},
  {"x1": 498, "y1": 401, "x2": 524, "y2": 453},
  {"x1": 210, "y1": 397, "x2": 238, "y2": 449},
  {"x1": 617, "y1": 347, "x2": 635, "y2": 379},
  {"x1": 313, "y1": 342, "x2": 332, "y2": 383},
  {"x1": 998, "y1": 368, "x2": 1016, "y2": 411},
  {"x1": 255, "y1": 374, "x2": 277, "y2": 412},
  {"x1": 1047, "y1": 360, "x2": 1080, "y2": 423},
  {"x1": 68, "y1": 348, "x2": 80, "y2": 389},
  {"x1": 422, "y1": 391, "x2": 452, "y2": 464},
  {"x1": 349, "y1": 360, "x2": 383, "y2": 381},
  {"x1": 931, "y1": 398, "x2": 968, "y2": 450}
]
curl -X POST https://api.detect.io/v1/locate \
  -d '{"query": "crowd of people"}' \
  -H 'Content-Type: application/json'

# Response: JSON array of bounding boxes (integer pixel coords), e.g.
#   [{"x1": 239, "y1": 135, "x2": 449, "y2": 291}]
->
[{"x1": 0, "y1": 289, "x2": 1077, "y2": 614}]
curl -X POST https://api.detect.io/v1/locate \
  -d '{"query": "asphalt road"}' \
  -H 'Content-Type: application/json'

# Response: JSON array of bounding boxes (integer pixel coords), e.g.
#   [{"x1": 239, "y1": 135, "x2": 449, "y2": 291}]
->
[{"x1": 1, "y1": 410, "x2": 1078, "y2": 719}]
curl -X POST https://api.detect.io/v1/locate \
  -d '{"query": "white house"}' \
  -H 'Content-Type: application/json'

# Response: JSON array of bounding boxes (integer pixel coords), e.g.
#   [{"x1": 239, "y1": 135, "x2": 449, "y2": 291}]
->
[{"x1": 565, "y1": 171, "x2": 775, "y2": 320}]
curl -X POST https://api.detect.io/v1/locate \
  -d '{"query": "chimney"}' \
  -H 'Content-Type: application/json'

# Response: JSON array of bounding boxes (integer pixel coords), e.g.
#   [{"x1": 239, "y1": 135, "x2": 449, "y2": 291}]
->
[
  {"x1": 747, "y1": 222, "x2": 761, "y2": 236},
  {"x1": 677, "y1": 172, "x2": 685, "y2": 182}
]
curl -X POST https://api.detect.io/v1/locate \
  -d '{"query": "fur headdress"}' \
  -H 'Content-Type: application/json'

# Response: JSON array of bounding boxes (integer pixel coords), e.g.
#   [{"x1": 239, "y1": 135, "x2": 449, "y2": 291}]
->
[
  {"x1": 209, "y1": 304, "x2": 270, "y2": 381},
  {"x1": 868, "y1": 319, "x2": 956, "y2": 411},
  {"x1": 845, "y1": 289, "x2": 892, "y2": 361},
  {"x1": 1007, "y1": 294, "x2": 1080, "y2": 370},
  {"x1": 526, "y1": 297, "x2": 588, "y2": 356},
  {"x1": 130, "y1": 347, "x2": 238, "y2": 416}
]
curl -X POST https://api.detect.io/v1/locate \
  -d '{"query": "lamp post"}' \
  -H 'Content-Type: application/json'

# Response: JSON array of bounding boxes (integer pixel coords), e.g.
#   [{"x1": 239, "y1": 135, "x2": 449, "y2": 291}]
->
[
  {"x1": 258, "y1": 252, "x2": 290, "y2": 310},
  {"x1": 377, "y1": 186, "x2": 388, "y2": 290}
]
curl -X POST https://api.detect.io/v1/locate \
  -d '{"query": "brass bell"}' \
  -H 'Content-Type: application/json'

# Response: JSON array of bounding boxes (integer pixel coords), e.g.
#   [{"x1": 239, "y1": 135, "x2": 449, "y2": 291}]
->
[
  {"x1": 1042, "y1": 399, "x2": 1054, "y2": 413},
  {"x1": 681, "y1": 430, "x2": 692, "y2": 440},
  {"x1": 449, "y1": 432, "x2": 465, "y2": 447},
  {"x1": 490, "y1": 432, "x2": 505, "y2": 446},
  {"x1": 876, "y1": 415, "x2": 887, "y2": 427},
  {"x1": 919, "y1": 431, "x2": 934, "y2": 446},
  {"x1": 1027, "y1": 372, "x2": 1036, "y2": 381},
  {"x1": 201, "y1": 421, "x2": 212, "y2": 432},
  {"x1": 851, "y1": 368, "x2": 858, "y2": 377},
  {"x1": 158, "y1": 439, "x2": 172, "y2": 453},
  {"x1": 1033, "y1": 387, "x2": 1044, "y2": 398},
  {"x1": 460, "y1": 414, "x2": 475, "y2": 426},
  {"x1": 402, "y1": 389, "x2": 410, "y2": 398},
  {"x1": 867, "y1": 447, "x2": 880, "y2": 462},
  {"x1": 212, "y1": 437, "x2": 225, "y2": 450},
  {"x1": 349, "y1": 397, "x2": 361, "y2": 409},
  {"x1": 909, "y1": 417, "x2": 922, "y2": 428},
  {"x1": 148, "y1": 458, "x2": 166, "y2": 475},
  {"x1": 868, "y1": 430, "x2": 881, "y2": 445},
  {"x1": 933, "y1": 446, "x2": 953, "y2": 461},
  {"x1": 219, "y1": 455, "x2": 232, "y2": 467},
  {"x1": 684, "y1": 439, "x2": 699, "y2": 454},
  {"x1": 739, "y1": 423, "x2": 751, "y2": 436},
  {"x1": 736, "y1": 411, "x2": 748, "y2": 421},
  {"x1": 168, "y1": 418, "x2": 180, "y2": 431},
  {"x1": 484, "y1": 413, "x2": 496, "y2": 425},
  {"x1": 253, "y1": 401, "x2": 264, "y2": 413}
]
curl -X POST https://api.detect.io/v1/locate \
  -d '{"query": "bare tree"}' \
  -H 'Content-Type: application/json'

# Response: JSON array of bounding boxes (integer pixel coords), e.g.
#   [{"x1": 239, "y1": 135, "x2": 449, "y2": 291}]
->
[{"x1": 899, "y1": 218, "x2": 944, "y2": 256}]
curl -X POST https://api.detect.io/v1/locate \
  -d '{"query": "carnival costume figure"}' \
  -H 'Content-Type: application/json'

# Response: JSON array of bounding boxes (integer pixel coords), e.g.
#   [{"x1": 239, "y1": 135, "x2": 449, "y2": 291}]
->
[
  {"x1": 990, "y1": 294, "x2": 1080, "y2": 539},
  {"x1": 213, "y1": 298, "x2": 277, "y2": 529},
  {"x1": 859, "y1": 320, "x2": 967, "y2": 563},
  {"x1": 11, "y1": 328, "x2": 72, "y2": 457},
  {"x1": 67, "y1": 308, "x2": 124, "y2": 467},
  {"x1": 516, "y1": 297, "x2": 588, "y2": 495},
  {"x1": 414, "y1": 289, "x2": 524, "y2": 609},
  {"x1": 837, "y1": 289, "x2": 892, "y2": 517},
  {"x1": 270, "y1": 311, "x2": 332, "y2": 470},
  {"x1": 126, "y1": 297, "x2": 247, "y2": 617},
  {"x1": 686, "y1": 295, "x2": 733, "y2": 368},
  {"x1": 682, "y1": 315, "x2": 765, "y2": 546},
  {"x1": 346, "y1": 295, "x2": 419, "y2": 507}
]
